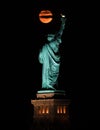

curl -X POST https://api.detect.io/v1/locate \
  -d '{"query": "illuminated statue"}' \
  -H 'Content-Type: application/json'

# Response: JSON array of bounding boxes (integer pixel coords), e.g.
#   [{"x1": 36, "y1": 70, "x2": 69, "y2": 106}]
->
[{"x1": 39, "y1": 14, "x2": 66, "y2": 90}]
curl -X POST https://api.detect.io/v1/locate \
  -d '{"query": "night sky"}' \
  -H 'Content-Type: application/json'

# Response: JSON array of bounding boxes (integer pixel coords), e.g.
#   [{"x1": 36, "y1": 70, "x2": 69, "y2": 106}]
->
[
  {"x1": 32, "y1": 1, "x2": 73, "y2": 97},
  {"x1": 0, "y1": 0, "x2": 98, "y2": 129}
]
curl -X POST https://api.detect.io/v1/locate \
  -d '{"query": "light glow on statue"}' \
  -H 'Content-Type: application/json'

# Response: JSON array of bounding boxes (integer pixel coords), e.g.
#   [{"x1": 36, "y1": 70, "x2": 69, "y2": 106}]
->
[{"x1": 39, "y1": 14, "x2": 66, "y2": 90}]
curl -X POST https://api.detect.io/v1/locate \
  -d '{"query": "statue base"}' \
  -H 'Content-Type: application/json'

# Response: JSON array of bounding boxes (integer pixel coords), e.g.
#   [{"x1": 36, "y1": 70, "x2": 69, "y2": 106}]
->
[
  {"x1": 31, "y1": 98, "x2": 71, "y2": 130},
  {"x1": 36, "y1": 90, "x2": 66, "y2": 99},
  {"x1": 31, "y1": 89, "x2": 71, "y2": 130}
]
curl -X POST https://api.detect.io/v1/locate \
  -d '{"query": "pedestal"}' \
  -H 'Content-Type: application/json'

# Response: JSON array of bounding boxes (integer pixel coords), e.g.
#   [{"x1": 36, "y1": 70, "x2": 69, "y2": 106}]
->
[
  {"x1": 31, "y1": 90, "x2": 71, "y2": 130},
  {"x1": 37, "y1": 90, "x2": 66, "y2": 98}
]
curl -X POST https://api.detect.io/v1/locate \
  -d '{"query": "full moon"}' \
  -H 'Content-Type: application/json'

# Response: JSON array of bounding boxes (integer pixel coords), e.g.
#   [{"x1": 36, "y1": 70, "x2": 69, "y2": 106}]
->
[{"x1": 39, "y1": 10, "x2": 53, "y2": 24}]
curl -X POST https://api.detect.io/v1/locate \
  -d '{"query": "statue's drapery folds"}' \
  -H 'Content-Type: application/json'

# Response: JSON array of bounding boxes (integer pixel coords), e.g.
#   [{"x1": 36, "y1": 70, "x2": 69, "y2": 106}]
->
[{"x1": 39, "y1": 15, "x2": 66, "y2": 90}]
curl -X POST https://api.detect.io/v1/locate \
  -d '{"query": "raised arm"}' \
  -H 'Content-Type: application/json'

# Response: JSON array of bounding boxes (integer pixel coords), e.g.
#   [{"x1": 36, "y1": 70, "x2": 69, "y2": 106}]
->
[{"x1": 55, "y1": 14, "x2": 66, "y2": 39}]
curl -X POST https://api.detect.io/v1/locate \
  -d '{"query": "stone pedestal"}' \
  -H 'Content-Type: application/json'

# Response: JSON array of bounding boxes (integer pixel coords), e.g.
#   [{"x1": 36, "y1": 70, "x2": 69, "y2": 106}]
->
[
  {"x1": 37, "y1": 90, "x2": 66, "y2": 99},
  {"x1": 31, "y1": 90, "x2": 71, "y2": 130}
]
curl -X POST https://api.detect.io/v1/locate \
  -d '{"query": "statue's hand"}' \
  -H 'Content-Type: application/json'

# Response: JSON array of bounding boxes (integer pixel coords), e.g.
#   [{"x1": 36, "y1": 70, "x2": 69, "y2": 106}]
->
[
  {"x1": 60, "y1": 14, "x2": 67, "y2": 24},
  {"x1": 60, "y1": 14, "x2": 66, "y2": 18}
]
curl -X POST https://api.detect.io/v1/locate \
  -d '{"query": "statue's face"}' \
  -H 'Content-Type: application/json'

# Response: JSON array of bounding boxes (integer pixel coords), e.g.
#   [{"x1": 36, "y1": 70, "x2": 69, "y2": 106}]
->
[{"x1": 47, "y1": 34, "x2": 54, "y2": 41}]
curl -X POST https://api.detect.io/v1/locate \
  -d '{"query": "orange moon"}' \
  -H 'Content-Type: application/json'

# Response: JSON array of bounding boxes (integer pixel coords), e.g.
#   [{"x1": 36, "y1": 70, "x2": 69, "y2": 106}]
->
[{"x1": 39, "y1": 10, "x2": 53, "y2": 23}]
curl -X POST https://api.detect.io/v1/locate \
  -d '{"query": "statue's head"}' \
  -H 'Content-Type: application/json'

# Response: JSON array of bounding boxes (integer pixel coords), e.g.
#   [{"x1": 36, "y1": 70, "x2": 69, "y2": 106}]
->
[{"x1": 47, "y1": 34, "x2": 55, "y2": 42}]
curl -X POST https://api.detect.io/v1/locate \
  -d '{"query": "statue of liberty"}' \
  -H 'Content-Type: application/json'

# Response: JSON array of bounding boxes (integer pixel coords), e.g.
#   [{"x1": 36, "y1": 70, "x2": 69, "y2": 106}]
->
[{"x1": 38, "y1": 14, "x2": 66, "y2": 90}]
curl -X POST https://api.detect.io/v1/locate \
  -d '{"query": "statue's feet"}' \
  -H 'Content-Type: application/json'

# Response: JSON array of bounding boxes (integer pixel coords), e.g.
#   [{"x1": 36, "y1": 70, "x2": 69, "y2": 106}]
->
[
  {"x1": 48, "y1": 87, "x2": 56, "y2": 90},
  {"x1": 41, "y1": 87, "x2": 56, "y2": 90}
]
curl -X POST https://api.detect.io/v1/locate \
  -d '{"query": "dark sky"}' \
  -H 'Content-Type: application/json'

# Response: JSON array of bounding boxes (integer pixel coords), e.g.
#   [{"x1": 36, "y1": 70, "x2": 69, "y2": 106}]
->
[
  {"x1": 1, "y1": 0, "x2": 74, "y2": 116},
  {"x1": 2, "y1": 1, "x2": 98, "y2": 129},
  {"x1": 32, "y1": 1, "x2": 73, "y2": 96},
  {"x1": 0, "y1": 0, "x2": 74, "y2": 116}
]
